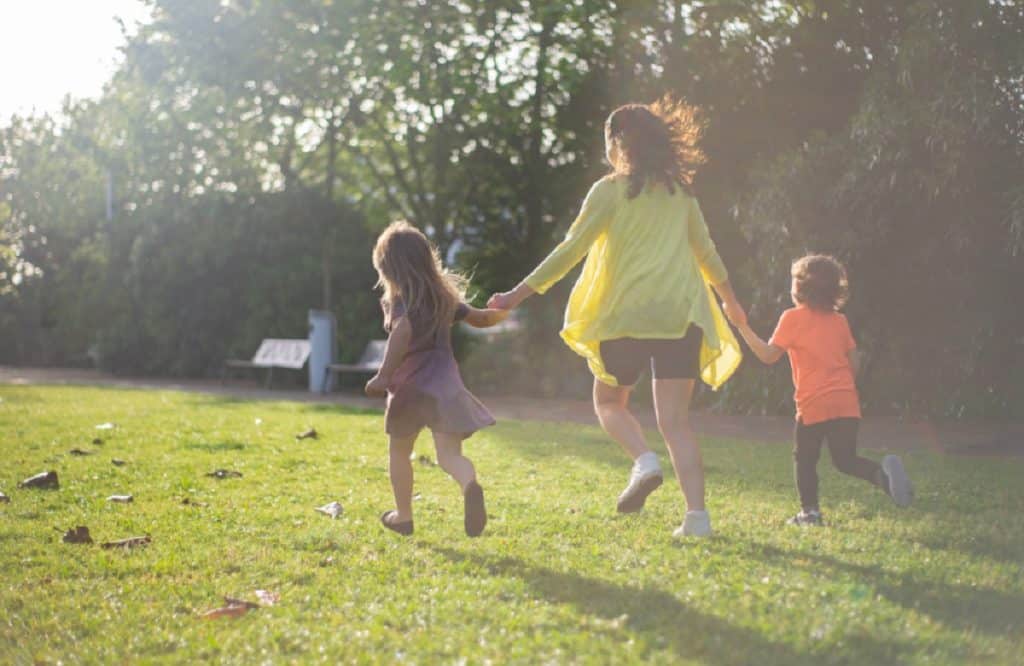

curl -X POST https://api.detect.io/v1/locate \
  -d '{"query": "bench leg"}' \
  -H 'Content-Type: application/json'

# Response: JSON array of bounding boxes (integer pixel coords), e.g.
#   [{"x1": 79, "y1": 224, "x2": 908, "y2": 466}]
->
[{"x1": 265, "y1": 367, "x2": 274, "y2": 389}]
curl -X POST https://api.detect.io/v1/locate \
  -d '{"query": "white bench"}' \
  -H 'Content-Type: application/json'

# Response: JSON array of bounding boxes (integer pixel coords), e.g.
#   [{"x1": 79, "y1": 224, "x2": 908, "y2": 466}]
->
[
  {"x1": 224, "y1": 338, "x2": 311, "y2": 388},
  {"x1": 322, "y1": 340, "x2": 387, "y2": 392}
]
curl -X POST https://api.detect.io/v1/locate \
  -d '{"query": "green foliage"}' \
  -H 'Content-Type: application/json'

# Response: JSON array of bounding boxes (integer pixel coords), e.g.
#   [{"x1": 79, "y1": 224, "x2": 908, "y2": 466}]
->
[
  {"x1": 1, "y1": 385, "x2": 1023, "y2": 663},
  {"x1": 1, "y1": 0, "x2": 1021, "y2": 416}
]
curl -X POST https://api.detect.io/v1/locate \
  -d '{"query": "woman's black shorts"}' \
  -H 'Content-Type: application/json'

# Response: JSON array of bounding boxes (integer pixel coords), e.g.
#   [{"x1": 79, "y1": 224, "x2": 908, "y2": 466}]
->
[{"x1": 598, "y1": 326, "x2": 703, "y2": 386}]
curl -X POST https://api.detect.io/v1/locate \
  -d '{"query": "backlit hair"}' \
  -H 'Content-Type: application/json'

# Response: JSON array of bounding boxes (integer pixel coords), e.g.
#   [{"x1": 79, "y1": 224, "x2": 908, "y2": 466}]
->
[
  {"x1": 605, "y1": 96, "x2": 706, "y2": 199},
  {"x1": 791, "y1": 255, "x2": 849, "y2": 311},
  {"x1": 372, "y1": 221, "x2": 466, "y2": 337}
]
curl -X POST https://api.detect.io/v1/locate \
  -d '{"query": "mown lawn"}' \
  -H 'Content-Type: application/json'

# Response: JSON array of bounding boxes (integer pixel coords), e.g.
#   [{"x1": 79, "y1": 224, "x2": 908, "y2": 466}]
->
[{"x1": 1, "y1": 385, "x2": 1022, "y2": 664}]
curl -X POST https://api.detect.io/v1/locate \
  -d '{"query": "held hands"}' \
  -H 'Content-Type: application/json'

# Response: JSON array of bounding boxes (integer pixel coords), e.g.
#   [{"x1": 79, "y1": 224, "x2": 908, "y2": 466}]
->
[
  {"x1": 487, "y1": 283, "x2": 535, "y2": 310},
  {"x1": 365, "y1": 374, "x2": 388, "y2": 398},
  {"x1": 487, "y1": 291, "x2": 518, "y2": 310}
]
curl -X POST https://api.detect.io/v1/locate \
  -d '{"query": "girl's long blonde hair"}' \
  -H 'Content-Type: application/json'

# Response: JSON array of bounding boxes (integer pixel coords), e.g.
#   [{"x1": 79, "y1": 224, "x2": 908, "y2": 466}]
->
[{"x1": 372, "y1": 221, "x2": 466, "y2": 337}]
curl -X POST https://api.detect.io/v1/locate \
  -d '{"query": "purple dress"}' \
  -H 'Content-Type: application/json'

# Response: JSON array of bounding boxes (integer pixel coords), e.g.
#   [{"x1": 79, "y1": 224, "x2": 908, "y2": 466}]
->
[{"x1": 384, "y1": 300, "x2": 495, "y2": 438}]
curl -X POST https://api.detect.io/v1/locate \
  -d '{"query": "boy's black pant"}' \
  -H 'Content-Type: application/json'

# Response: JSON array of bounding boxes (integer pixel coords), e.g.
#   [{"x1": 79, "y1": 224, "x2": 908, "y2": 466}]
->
[{"x1": 794, "y1": 417, "x2": 883, "y2": 510}]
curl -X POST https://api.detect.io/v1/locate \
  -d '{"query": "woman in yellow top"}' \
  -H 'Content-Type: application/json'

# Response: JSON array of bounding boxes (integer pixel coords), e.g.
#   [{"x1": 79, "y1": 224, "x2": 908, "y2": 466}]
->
[{"x1": 488, "y1": 99, "x2": 746, "y2": 538}]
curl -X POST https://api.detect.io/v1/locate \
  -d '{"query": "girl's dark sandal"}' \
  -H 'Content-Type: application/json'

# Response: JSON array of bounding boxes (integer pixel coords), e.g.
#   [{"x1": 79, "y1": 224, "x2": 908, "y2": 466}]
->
[{"x1": 380, "y1": 510, "x2": 413, "y2": 536}]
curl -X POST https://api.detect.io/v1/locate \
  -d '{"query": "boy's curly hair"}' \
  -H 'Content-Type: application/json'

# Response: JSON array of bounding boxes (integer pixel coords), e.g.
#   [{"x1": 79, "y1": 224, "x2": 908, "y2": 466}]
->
[
  {"x1": 791, "y1": 255, "x2": 849, "y2": 311},
  {"x1": 605, "y1": 96, "x2": 706, "y2": 199}
]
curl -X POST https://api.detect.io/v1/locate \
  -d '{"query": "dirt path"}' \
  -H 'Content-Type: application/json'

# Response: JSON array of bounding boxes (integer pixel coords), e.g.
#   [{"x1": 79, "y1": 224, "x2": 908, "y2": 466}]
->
[{"x1": 2, "y1": 366, "x2": 1020, "y2": 456}]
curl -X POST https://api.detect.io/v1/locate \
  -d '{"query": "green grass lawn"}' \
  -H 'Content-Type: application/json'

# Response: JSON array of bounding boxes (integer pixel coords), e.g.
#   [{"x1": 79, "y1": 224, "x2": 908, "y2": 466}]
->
[{"x1": 1, "y1": 385, "x2": 1022, "y2": 664}]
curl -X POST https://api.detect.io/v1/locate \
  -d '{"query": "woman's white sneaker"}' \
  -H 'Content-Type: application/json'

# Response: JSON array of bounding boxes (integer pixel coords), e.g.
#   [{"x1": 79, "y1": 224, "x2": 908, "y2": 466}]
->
[
  {"x1": 617, "y1": 452, "x2": 663, "y2": 513},
  {"x1": 673, "y1": 510, "x2": 712, "y2": 538}
]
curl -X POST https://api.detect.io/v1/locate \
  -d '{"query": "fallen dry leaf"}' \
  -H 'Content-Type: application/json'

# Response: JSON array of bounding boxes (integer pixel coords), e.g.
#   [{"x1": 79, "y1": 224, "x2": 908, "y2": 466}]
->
[
  {"x1": 181, "y1": 497, "x2": 208, "y2": 507},
  {"x1": 205, "y1": 469, "x2": 242, "y2": 479},
  {"x1": 111, "y1": 459, "x2": 127, "y2": 466},
  {"x1": 0, "y1": 491, "x2": 9, "y2": 503},
  {"x1": 254, "y1": 590, "x2": 280, "y2": 606},
  {"x1": 417, "y1": 455, "x2": 435, "y2": 466},
  {"x1": 94, "y1": 422, "x2": 117, "y2": 430},
  {"x1": 223, "y1": 596, "x2": 261, "y2": 610},
  {"x1": 69, "y1": 448, "x2": 92, "y2": 456},
  {"x1": 314, "y1": 501, "x2": 343, "y2": 519},
  {"x1": 100, "y1": 535, "x2": 151, "y2": 549},
  {"x1": 92, "y1": 438, "x2": 104, "y2": 445},
  {"x1": 107, "y1": 494, "x2": 134, "y2": 503},
  {"x1": 200, "y1": 604, "x2": 250, "y2": 620},
  {"x1": 61, "y1": 526, "x2": 93, "y2": 544},
  {"x1": 295, "y1": 427, "x2": 317, "y2": 440},
  {"x1": 18, "y1": 471, "x2": 59, "y2": 489}
]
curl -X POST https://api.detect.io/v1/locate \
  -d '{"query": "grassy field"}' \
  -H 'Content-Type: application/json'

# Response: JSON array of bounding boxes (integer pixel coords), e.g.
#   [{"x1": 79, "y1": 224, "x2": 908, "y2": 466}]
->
[{"x1": 1, "y1": 384, "x2": 1022, "y2": 664}]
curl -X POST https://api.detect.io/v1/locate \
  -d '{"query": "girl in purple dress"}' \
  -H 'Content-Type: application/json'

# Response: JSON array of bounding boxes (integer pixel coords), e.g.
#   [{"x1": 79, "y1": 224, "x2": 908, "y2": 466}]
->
[{"x1": 366, "y1": 221, "x2": 508, "y2": 537}]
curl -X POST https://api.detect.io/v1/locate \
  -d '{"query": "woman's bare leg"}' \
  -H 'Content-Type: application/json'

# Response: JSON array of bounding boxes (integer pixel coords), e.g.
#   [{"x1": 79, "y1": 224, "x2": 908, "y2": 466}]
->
[
  {"x1": 593, "y1": 379, "x2": 650, "y2": 460},
  {"x1": 652, "y1": 378, "x2": 705, "y2": 511}
]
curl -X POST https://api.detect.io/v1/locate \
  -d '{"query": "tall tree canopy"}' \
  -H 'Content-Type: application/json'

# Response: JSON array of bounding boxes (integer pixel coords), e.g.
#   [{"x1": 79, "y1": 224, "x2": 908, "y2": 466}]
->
[{"x1": 2, "y1": 0, "x2": 1021, "y2": 417}]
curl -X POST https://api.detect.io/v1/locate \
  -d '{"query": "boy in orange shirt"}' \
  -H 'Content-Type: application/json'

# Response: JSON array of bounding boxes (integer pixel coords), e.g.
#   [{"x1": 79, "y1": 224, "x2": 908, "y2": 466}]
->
[{"x1": 738, "y1": 255, "x2": 912, "y2": 525}]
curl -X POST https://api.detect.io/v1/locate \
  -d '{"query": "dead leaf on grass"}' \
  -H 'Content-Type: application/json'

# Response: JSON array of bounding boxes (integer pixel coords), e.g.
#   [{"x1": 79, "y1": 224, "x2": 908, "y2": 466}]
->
[
  {"x1": 111, "y1": 459, "x2": 127, "y2": 466},
  {"x1": 200, "y1": 604, "x2": 250, "y2": 620},
  {"x1": 18, "y1": 471, "x2": 59, "y2": 489},
  {"x1": 314, "y1": 501, "x2": 343, "y2": 519},
  {"x1": 181, "y1": 497, "x2": 208, "y2": 507},
  {"x1": 205, "y1": 469, "x2": 242, "y2": 479},
  {"x1": 295, "y1": 427, "x2": 317, "y2": 440},
  {"x1": 69, "y1": 448, "x2": 92, "y2": 456},
  {"x1": 92, "y1": 438, "x2": 104, "y2": 445},
  {"x1": 254, "y1": 590, "x2": 280, "y2": 606},
  {"x1": 417, "y1": 455, "x2": 435, "y2": 466},
  {"x1": 107, "y1": 494, "x2": 134, "y2": 503},
  {"x1": 95, "y1": 422, "x2": 117, "y2": 430},
  {"x1": 100, "y1": 535, "x2": 151, "y2": 549},
  {"x1": 0, "y1": 491, "x2": 9, "y2": 503},
  {"x1": 61, "y1": 526, "x2": 93, "y2": 544}
]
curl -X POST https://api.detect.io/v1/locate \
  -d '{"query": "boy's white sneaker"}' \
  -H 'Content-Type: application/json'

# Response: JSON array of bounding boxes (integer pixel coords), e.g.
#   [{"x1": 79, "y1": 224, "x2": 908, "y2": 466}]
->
[
  {"x1": 881, "y1": 455, "x2": 913, "y2": 507},
  {"x1": 616, "y1": 452, "x2": 663, "y2": 513},
  {"x1": 673, "y1": 510, "x2": 712, "y2": 538}
]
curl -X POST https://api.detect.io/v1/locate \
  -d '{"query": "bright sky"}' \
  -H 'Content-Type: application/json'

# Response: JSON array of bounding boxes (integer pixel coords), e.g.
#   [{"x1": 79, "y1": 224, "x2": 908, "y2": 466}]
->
[{"x1": 0, "y1": 0, "x2": 153, "y2": 120}]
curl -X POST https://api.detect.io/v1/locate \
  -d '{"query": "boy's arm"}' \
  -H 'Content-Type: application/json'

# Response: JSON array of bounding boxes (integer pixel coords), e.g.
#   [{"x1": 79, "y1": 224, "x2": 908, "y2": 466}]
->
[
  {"x1": 365, "y1": 316, "x2": 412, "y2": 397},
  {"x1": 462, "y1": 306, "x2": 510, "y2": 329},
  {"x1": 738, "y1": 323, "x2": 785, "y2": 365}
]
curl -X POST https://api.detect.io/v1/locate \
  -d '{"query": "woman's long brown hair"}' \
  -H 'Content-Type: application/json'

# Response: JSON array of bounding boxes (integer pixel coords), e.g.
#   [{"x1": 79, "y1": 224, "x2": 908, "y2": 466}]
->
[
  {"x1": 372, "y1": 221, "x2": 466, "y2": 337},
  {"x1": 606, "y1": 96, "x2": 706, "y2": 199}
]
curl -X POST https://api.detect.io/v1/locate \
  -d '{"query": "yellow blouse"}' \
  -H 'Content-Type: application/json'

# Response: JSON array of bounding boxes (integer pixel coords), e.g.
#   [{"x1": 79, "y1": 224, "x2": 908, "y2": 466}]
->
[{"x1": 524, "y1": 175, "x2": 742, "y2": 389}]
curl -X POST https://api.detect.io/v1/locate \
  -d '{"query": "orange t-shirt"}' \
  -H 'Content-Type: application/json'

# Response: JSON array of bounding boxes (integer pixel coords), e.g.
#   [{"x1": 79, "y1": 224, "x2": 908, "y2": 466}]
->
[{"x1": 769, "y1": 306, "x2": 861, "y2": 425}]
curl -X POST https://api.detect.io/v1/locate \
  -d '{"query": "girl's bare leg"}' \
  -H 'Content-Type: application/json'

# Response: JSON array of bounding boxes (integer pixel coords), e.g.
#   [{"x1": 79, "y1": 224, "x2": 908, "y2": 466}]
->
[
  {"x1": 652, "y1": 378, "x2": 705, "y2": 511},
  {"x1": 593, "y1": 379, "x2": 650, "y2": 460},
  {"x1": 432, "y1": 432, "x2": 476, "y2": 491},
  {"x1": 388, "y1": 433, "x2": 418, "y2": 522}
]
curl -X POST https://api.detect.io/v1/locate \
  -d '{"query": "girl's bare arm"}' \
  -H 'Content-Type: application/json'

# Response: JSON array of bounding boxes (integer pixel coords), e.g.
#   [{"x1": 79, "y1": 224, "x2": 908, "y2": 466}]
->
[
  {"x1": 737, "y1": 323, "x2": 785, "y2": 365},
  {"x1": 463, "y1": 306, "x2": 510, "y2": 328},
  {"x1": 365, "y1": 317, "x2": 412, "y2": 396}
]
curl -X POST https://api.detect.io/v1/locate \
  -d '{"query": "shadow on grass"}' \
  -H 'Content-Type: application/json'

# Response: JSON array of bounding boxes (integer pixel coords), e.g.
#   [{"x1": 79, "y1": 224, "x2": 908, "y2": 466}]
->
[
  {"x1": 430, "y1": 546, "x2": 908, "y2": 665},
  {"x1": 718, "y1": 535, "x2": 1024, "y2": 638},
  {"x1": 181, "y1": 392, "x2": 383, "y2": 417}
]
